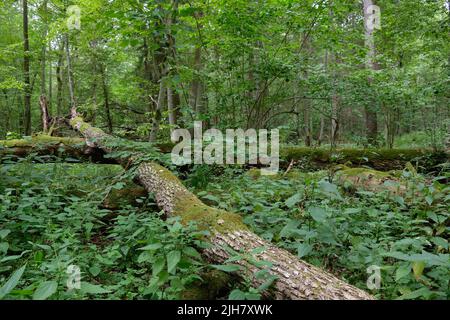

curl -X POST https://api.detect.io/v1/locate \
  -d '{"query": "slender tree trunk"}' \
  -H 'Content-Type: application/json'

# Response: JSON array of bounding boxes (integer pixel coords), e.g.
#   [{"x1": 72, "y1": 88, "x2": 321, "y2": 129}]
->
[
  {"x1": 363, "y1": 0, "x2": 379, "y2": 145},
  {"x1": 167, "y1": 86, "x2": 177, "y2": 129},
  {"x1": 65, "y1": 34, "x2": 76, "y2": 111},
  {"x1": 22, "y1": 0, "x2": 32, "y2": 135},
  {"x1": 100, "y1": 65, "x2": 113, "y2": 133},
  {"x1": 304, "y1": 101, "x2": 312, "y2": 147},
  {"x1": 317, "y1": 115, "x2": 325, "y2": 146},
  {"x1": 56, "y1": 42, "x2": 64, "y2": 117},
  {"x1": 331, "y1": 94, "x2": 339, "y2": 149},
  {"x1": 48, "y1": 42, "x2": 53, "y2": 116},
  {"x1": 149, "y1": 81, "x2": 166, "y2": 142},
  {"x1": 190, "y1": 47, "x2": 203, "y2": 117},
  {"x1": 40, "y1": 0, "x2": 48, "y2": 98},
  {"x1": 39, "y1": 95, "x2": 50, "y2": 133}
]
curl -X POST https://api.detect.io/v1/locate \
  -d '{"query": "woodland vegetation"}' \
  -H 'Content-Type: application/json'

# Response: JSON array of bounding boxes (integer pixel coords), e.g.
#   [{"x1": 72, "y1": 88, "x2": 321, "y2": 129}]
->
[{"x1": 0, "y1": 0, "x2": 449, "y2": 300}]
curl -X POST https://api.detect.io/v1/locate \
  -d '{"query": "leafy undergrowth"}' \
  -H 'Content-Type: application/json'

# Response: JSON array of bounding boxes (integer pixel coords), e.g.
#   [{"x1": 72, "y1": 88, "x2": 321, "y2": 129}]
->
[
  {"x1": 0, "y1": 161, "x2": 449, "y2": 300},
  {"x1": 0, "y1": 162, "x2": 211, "y2": 300},
  {"x1": 193, "y1": 166, "x2": 449, "y2": 300}
]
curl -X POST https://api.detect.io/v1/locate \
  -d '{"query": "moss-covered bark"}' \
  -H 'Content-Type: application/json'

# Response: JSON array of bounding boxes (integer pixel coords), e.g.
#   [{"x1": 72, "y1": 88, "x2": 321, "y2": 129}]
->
[
  {"x1": 0, "y1": 135, "x2": 110, "y2": 163},
  {"x1": 281, "y1": 147, "x2": 449, "y2": 171}
]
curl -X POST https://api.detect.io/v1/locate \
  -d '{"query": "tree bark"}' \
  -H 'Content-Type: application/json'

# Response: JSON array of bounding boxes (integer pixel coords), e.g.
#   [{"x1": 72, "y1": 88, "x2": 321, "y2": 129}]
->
[
  {"x1": 363, "y1": 0, "x2": 379, "y2": 145},
  {"x1": 65, "y1": 34, "x2": 76, "y2": 110},
  {"x1": 100, "y1": 64, "x2": 113, "y2": 133},
  {"x1": 56, "y1": 42, "x2": 64, "y2": 117},
  {"x1": 149, "y1": 80, "x2": 166, "y2": 142},
  {"x1": 39, "y1": 95, "x2": 50, "y2": 133},
  {"x1": 69, "y1": 113, "x2": 374, "y2": 300},
  {"x1": 22, "y1": 0, "x2": 32, "y2": 135},
  {"x1": 167, "y1": 86, "x2": 178, "y2": 129}
]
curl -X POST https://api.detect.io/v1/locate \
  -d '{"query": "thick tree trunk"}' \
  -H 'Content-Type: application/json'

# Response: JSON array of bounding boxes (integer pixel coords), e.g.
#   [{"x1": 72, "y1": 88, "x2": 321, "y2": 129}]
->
[{"x1": 69, "y1": 113, "x2": 374, "y2": 300}]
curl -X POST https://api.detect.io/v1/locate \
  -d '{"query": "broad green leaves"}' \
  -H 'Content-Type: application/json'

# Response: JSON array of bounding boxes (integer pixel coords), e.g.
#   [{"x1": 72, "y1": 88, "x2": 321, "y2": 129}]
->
[
  {"x1": 166, "y1": 251, "x2": 181, "y2": 274},
  {"x1": 0, "y1": 265, "x2": 26, "y2": 299},
  {"x1": 33, "y1": 281, "x2": 57, "y2": 300},
  {"x1": 80, "y1": 283, "x2": 111, "y2": 295},
  {"x1": 211, "y1": 264, "x2": 241, "y2": 272},
  {"x1": 308, "y1": 206, "x2": 328, "y2": 223}
]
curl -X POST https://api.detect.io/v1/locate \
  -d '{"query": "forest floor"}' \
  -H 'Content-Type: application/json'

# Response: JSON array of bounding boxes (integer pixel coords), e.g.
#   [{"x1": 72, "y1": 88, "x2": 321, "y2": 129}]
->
[{"x1": 0, "y1": 155, "x2": 448, "y2": 300}]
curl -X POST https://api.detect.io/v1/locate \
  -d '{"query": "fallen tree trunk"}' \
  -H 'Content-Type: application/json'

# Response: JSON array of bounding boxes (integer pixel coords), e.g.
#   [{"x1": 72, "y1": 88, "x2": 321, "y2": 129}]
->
[
  {"x1": 69, "y1": 112, "x2": 373, "y2": 300},
  {"x1": 0, "y1": 136, "x2": 177, "y2": 163},
  {"x1": 282, "y1": 146, "x2": 449, "y2": 172},
  {"x1": 0, "y1": 135, "x2": 111, "y2": 163}
]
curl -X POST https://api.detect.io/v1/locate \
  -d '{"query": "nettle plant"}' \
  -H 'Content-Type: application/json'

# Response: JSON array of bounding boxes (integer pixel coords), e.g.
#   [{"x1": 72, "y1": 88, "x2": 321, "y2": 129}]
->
[
  {"x1": 196, "y1": 168, "x2": 449, "y2": 300},
  {"x1": 0, "y1": 162, "x2": 213, "y2": 300}
]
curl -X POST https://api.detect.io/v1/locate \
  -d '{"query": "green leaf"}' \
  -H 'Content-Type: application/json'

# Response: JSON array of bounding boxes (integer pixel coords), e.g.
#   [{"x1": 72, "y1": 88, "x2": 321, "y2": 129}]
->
[
  {"x1": 397, "y1": 287, "x2": 432, "y2": 300},
  {"x1": 297, "y1": 243, "x2": 313, "y2": 258},
  {"x1": 89, "y1": 266, "x2": 101, "y2": 277},
  {"x1": 183, "y1": 246, "x2": 201, "y2": 259},
  {"x1": 80, "y1": 282, "x2": 111, "y2": 294},
  {"x1": 280, "y1": 220, "x2": 300, "y2": 238},
  {"x1": 344, "y1": 208, "x2": 361, "y2": 214},
  {"x1": 211, "y1": 264, "x2": 241, "y2": 272},
  {"x1": 33, "y1": 281, "x2": 57, "y2": 300},
  {"x1": 0, "y1": 265, "x2": 26, "y2": 299},
  {"x1": 166, "y1": 250, "x2": 181, "y2": 274},
  {"x1": 431, "y1": 237, "x2": 448, "y2": 250},
  {"x1": 318, "y1": 181, "x2": 342, "y2": 200},
  {"x1": 285, "y1": 193, "x2": 301, "y2": 208},
  {"x1": 0, "y1": 229, "x2": 10, "y2": 240},
  {"x1": 412, "y1": 261, "x2": 425, "y2": 279},
  {"x1": 229, "y1": 289, "x2": 246, "y2": 300},
  {"x1": 395, "y1": 264, "x2": 411, "y2": 282},
  {"x1": 257, "y1": 275, "x2": 278, "y2": 292},
  {"x1": 139, "y1": 243, "x2": 162, "y2": 251},
  {"x1": 152, "y1": 256, "x2": 165, "y2": 276},
  {"x1": 308, "y1": 206, "x2": 327, "y2": 223}
]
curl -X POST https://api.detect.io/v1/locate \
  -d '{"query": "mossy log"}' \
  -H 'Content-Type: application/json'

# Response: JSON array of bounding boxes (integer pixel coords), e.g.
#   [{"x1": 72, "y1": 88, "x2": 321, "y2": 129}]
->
[
  {"x1": 335, "y1": 167, "x2": 407, "y2": 195},
  {"x1": 281, "y1": 147, "x2": 449, "y2": 171},
  {"x1": 0, "y1": 135, "x2": 173, "y2": 163},
  {"x1": 69, "y1": 112, "x2": 373, "y2": 300},
  {"x1": 0, "y1": 135, "x2": 112, "y2": 163}
]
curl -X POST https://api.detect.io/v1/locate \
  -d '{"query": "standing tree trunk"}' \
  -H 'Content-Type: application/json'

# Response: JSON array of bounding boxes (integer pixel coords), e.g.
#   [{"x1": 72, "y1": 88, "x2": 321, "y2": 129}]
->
[
  {"x1": 39, "y1": 95, "x2": 50, "y2": 133},
  {"x1": 22, "y1": 0, "x2": 32, "y2": 135},
  {"x1": 48, "y1": 42, "x2": 53, "y2": 116},
  {"x1": 56, "y1": 42, "x2": 64, "y2": 117},
  {"x1": 69, "y1": 112, "x2": 374, "y2": 300},
  {"x1": 100, "y1": 64, "x2": 113, "y2": 133},
  {"x1": 167, "y1": 86, "x2": 178, "y2": 129},
  {"x1": 331, "y1": 94, "x2": 339, "y2": 149},
  {"x1": 363, "y1": 0, "x2": 379, "y2": 145},
  {"x1": 303, "y1": 100, "x2": 312, "y2": 147},
  {"x1": 317, "y1": 114, "x2": 325, "y2": 146},
  {"x1": 190, "y1": 47, "x2": 203, "y2": 119},
  {"x1": 149, "y1": 81, "x2": 166, "y2": 142},
  {"x1": 65, "y1": 34, "x2": 76, "y2": 110}
]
